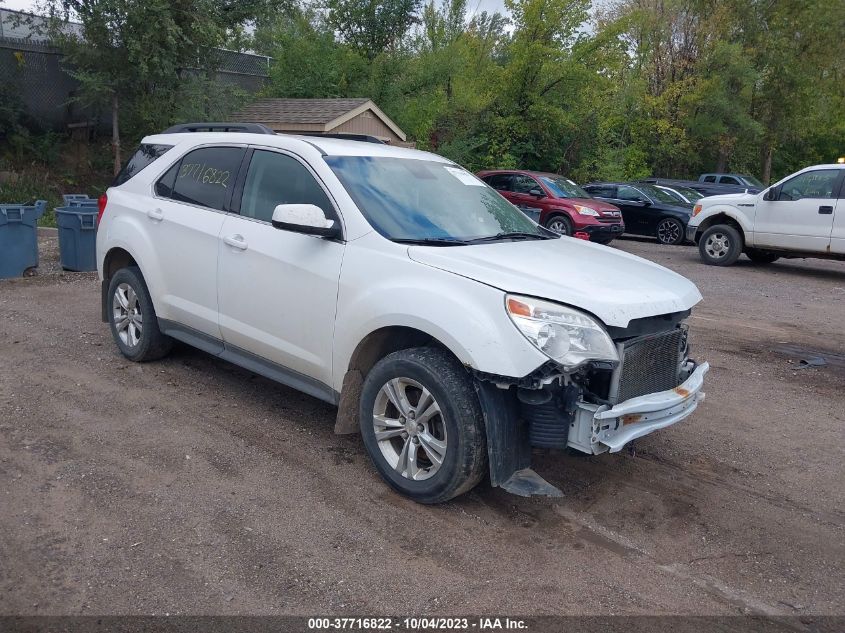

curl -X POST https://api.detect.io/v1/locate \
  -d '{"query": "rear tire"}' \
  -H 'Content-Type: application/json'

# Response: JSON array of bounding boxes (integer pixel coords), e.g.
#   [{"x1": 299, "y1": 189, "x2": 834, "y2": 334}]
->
[
  {"x1": 359, "y1": 347, "x2": 487, "y2": 504},
  {"x1": 745, "y1": 249, "x2": 780, "y2": 264},
  {"x1": 545, "y1": 214, "x2": 572, "y2": 236},
  {"x1": 107, "y1": 266, "x2": 173, "y2": 362},
  {"x1": 699, "y1": 224, "x2": 743, "y2": 266}
]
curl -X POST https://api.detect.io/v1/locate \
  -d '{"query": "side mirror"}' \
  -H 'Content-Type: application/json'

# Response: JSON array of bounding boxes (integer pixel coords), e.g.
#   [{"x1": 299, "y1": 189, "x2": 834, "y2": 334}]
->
[
  {"x1": 640, "y1": 199, "x2": 651, "y2": 206},
  {"x1": 528, "y1": 188, "x2": 545, "y2": 198},
  {"x1": 271, "y1": 204, "x2": 340, "y2": 238},
  {"x1": 762, "y1": 186, "x2": 780, "y2": 201}
]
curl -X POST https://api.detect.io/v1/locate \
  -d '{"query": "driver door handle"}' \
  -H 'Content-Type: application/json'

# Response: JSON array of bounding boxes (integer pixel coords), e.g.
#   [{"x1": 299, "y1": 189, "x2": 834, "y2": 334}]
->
[
  {"x1": 223, "y1": 234, "x2": 248, "y2": 250},
  {"x1": 819, "y1": 206, "x2": 833, "y2": 215}
]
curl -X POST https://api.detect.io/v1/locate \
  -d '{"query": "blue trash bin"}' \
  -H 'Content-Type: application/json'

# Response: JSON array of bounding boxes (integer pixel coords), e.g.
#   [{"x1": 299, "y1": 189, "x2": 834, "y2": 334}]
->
[
  {"x1": 0, "y1": 201, "x2": 46, "y2": 279},
  {"x1": 63, "y1": 194, "x2": 94, "y2": 206},
  {"x1": 55, "y1": 206, "x2": 99, "y2": 272},
  {"x1": 68, "y1": 200, "x2": 98, "y2": 209}
]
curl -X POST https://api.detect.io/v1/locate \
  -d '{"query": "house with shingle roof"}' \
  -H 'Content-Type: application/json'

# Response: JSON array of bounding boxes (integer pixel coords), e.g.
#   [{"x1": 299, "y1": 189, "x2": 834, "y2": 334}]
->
[{"x1": 233, "y1": 98, "x2": 409, "y2": 145}]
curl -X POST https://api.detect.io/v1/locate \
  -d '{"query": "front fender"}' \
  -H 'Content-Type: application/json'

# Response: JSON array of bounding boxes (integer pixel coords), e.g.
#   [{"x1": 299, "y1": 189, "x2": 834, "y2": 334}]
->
[
  {"x1": 332, "y1": 236, "x2": 548, "y2": 392},
  {"x1": 693, "y1": 204, "x2": 755, "y2": 238}
]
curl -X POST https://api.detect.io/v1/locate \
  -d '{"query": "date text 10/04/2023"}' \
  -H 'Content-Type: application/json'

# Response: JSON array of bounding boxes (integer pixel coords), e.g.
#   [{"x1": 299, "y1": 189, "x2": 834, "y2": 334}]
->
[{"x1": 307, "y1": 617, "x2": 528, "y2": 630}]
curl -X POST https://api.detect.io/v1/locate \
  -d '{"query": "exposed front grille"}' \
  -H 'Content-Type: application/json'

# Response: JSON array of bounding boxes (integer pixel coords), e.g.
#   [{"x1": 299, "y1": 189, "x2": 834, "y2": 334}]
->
[{"x1": 613, "y1": 328, "x2": 685, "y2": 403}]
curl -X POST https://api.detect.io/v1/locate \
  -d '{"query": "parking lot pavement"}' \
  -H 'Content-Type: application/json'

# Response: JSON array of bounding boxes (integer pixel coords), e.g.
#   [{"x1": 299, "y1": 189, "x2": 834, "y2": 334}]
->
[{"x1": 1, "y1": 235, "x2": 843, "y2": 616}]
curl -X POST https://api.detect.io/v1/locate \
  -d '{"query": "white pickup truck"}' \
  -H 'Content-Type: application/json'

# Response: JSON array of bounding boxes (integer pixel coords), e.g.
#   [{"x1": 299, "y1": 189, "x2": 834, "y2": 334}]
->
[{"x1": 687, "y1": 164, "x2": 845, "y2": 265}]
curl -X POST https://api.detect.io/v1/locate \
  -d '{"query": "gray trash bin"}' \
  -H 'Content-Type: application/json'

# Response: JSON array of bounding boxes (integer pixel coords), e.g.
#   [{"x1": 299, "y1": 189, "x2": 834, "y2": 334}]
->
[
  {"x1": 55, "y1": 206, "x2": 98, "y2": 272},
  {"x1": 0, "y1": 201, "x2": 46, "y2": 279}
]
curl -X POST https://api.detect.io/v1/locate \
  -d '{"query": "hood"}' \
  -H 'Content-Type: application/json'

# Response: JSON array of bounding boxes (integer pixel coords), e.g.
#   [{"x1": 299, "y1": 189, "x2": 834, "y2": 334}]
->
[
  {"x1": 663, "y1": 202, "x2": 694, "y2": 214},
  {"x1": 700, "y1": 191, "x2": 757, "y2": 205},
  {"x1": 567, "y1": 197, "x2": 620, "y2": 212},
  {"x1": 408, "y1": 238, "x2": 702, "y2": 328}
]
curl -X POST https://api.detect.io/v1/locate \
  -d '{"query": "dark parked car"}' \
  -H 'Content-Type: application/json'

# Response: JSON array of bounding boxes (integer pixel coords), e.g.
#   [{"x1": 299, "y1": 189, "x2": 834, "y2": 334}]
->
[
  {"x1": 477, "y1": 170, "x2": 624, "y2": 243},
  {"x1": 582, "y1": 182, "x2": 693, "y2": 245}
]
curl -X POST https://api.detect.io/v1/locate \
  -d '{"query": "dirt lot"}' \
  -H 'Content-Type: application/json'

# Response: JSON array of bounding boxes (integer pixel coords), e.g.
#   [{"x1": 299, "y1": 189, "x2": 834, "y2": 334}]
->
[{"x1": 1, "y1": 234, "x2": 843, "y2": 617}]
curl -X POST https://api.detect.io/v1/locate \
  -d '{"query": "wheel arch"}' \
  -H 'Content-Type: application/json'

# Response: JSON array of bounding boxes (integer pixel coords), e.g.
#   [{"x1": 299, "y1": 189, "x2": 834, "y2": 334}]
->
[
  {"x1": 333, "y1": 325, "x2": 468, "y2": 435},
  {"x1": 692, "y1": 210, "x2": 749, "y2": 243},
  {"x1": 100, "y1": 246, "x2": 144, "y2": 322}
]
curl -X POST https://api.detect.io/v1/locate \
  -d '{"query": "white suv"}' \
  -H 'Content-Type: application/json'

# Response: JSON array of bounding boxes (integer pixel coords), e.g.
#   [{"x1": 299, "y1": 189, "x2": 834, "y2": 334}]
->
[
  {"x1": 97, "y1": 124, "x2": 708, "y2": 503},
  {"x1": 688, "y1": 164, "x2": 845, "y2": 266}
]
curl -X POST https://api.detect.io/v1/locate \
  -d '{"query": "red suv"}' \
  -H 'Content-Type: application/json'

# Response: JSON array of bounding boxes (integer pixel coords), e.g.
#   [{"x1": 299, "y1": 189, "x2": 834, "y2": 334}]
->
[{"x1": 477, "y1": 170, "x2": 624, "y2": 243}]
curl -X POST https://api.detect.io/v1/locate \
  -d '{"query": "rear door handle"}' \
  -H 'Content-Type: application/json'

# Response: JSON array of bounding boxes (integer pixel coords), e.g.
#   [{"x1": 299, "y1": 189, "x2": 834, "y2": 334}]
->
[
  {"x1": 223, "y1": 234, "x2": 248, "y2": 250},
  {"x1": 819, "y1": 206, "x2": 833, "y2": 215},
  {"x1": 147, "y1": 208, "x2": 164, "y2": 221}
]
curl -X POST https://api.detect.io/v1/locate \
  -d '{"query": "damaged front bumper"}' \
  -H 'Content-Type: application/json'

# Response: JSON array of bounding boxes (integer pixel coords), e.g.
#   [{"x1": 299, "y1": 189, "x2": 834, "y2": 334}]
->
[{"x1": 568, "y1": 362, "x2": 709, "y2": 454}]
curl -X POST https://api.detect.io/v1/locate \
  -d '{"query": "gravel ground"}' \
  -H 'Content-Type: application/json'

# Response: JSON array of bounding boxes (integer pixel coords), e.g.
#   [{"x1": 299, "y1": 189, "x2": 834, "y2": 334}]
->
[{"x1": 0, "y1": 234, "x2": 843, "y2": 616}]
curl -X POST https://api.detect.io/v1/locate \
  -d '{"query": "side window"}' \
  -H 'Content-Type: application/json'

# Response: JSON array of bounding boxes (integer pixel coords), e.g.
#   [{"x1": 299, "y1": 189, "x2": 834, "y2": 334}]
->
[
  {"x1": 113, "y1": 143, "x2": 173, "y2": 186},
  {"x1": 240, "y1": 150, "x2": 335, "y2": 223},
  {"x1": 486, "y1": 174, "x2": 513, "y2": 191},
  {"x1": 512, "y1": 175, "x2": 541, "y2": 194},
  {"x1": 777, "y1": 170, "x2": 841, "y2": 201},
  {"x1": 155, "y1": 162, "x2": 179, "y2": 198},
  {"x1": 702, "y1": 175, "x2": 716, "y2": 183},
  {"x1": 170, "y1": 147, "x2": 245, "y2": 211},
  {"x1": 585, "y1": 185, "x2": 615, "y2": 198},
  {"x1": 720, "y1": 176, "x2": 740, "y2": 185},
  {"x1": 617, "y1": 185, "x2": 645, "y2": 201}
]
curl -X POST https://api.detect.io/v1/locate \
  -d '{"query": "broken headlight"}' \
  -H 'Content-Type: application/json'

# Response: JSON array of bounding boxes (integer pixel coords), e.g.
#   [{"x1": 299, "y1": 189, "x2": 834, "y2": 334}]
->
[{"x1": 506, "y1": 294, "x2": 619, "y2": 371}]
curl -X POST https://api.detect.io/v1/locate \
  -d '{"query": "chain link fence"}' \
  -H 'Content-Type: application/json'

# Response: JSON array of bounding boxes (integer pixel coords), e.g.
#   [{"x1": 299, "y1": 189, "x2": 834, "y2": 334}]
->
[{"x1": 0, "y1": 20, "x2": 271, "y2": 132}]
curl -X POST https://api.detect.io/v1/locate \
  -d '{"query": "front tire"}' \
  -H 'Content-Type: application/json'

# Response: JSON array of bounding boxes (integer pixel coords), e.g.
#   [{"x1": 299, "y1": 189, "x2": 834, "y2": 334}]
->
[
  {"x1": 107, "y1": 266, "x2": 173, "y2": 362},
  {"x1": 699, "y1": 224, "x2": 743, "y2": 266},
  {"x1": 359, "y1": 347, "x2": 487, "y2": 504},
  {"x1": 656, "y1": 217, "x2": 685, "y2": 245},
  {"x1": 545, "y1": 214, "x2": 572, "y2": 236}
]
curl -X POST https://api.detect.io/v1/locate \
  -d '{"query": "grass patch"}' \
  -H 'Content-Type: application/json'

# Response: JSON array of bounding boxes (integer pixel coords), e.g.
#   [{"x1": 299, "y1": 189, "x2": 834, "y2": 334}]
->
[{"x1": 1, "y1": 137, "x2": 114, "y2": 227}]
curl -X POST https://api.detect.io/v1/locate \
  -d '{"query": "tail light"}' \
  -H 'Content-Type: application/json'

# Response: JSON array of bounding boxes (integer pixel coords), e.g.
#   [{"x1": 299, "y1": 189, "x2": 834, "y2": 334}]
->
[{"x1": 97, "y1": 193, "x2": 108, "y2": 226}]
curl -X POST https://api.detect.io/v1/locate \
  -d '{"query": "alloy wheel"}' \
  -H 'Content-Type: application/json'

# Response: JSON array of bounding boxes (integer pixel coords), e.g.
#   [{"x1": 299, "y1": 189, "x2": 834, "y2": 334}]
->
[
  {"x1": 372, "y1": 377, "x2": 447, "y2": 481},
  {"x1": 548, "y1": 218, "x2": 570, "y2": 235},
  {"x1": 657, "y1": 219, "x2": 682, "y2": 244},
  {"x1": 113, "y1": 282, "x2": 143, "y2": 348}
]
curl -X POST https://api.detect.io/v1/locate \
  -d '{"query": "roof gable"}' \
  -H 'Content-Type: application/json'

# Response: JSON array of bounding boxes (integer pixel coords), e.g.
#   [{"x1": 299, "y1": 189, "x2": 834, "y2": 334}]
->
[{"x1": 234, "y1": 98, "x2": 406, "y2": 141}]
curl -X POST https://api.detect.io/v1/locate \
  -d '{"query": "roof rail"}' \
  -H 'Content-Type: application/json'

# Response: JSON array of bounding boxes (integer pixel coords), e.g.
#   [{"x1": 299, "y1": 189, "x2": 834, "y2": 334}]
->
[
  {"x1": 161, "y1": 122, "x2": 276, "y2": 135},
  {"x1": 300, "y1": 133, "x2": 386, "y2": 144}
]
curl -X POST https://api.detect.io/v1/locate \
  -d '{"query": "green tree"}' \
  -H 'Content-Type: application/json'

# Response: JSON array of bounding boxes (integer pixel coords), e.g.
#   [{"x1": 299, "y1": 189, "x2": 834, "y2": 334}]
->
[
  {"x1": 324, "y1": 0, "x2": 422, "y2": 60},
  {"x1": 39, "y1": 0, "x2": 279, "y2": 173}
]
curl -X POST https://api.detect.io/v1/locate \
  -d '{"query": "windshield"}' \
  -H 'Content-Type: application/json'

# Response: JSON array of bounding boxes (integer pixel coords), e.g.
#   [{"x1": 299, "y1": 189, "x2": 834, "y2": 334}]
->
[
  {"x1": 638, "y1": 183, "x2": 686, "y2": 204},
  {"x1": 326, "y1": 156, "x2": 548, "y2": 242},
  {"x1": 659, "y1": 185, "x2": 703, "y2": 202},
  {"x1": 742, "y1": 175, "x2": 764, "y2": 187},
  {"x1": 540, "y1": 175, "x2": 591, "y2": 199},
  {"x1": 674, "y1": 186, "x2": 704, "y2": 201}
]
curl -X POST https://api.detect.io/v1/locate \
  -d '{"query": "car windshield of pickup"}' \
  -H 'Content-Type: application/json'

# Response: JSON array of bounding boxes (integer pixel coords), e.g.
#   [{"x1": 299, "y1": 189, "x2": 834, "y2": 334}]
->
[
  {"x1": 742, "y1": 175, "x2": 764, "y2": 187},
  {"x1": 326, "y1": 156, "x2": 552, "y2": 244}
]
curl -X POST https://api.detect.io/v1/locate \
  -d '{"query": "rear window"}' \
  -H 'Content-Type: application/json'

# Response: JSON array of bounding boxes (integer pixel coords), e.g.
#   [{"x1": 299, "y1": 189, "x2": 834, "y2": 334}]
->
[{"x1": 113, "y1": 143, "x2": 173, "y2": 186}]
